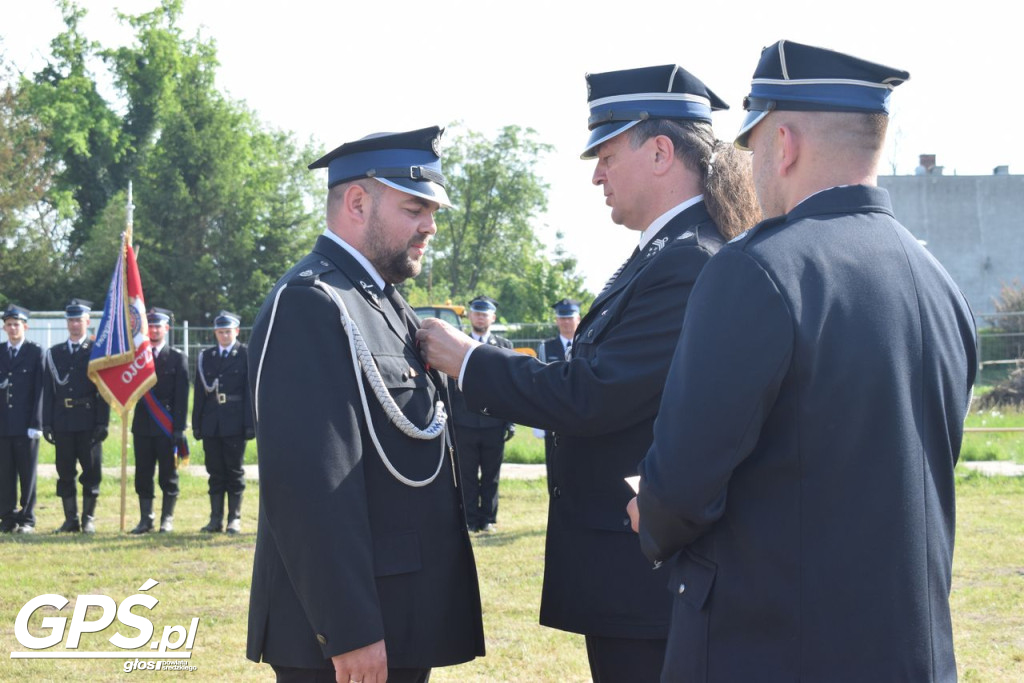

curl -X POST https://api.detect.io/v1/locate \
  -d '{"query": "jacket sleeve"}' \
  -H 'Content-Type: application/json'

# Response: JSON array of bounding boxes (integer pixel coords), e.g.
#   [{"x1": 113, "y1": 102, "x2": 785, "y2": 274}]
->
[
  {"x1": 29, "y1": 348, "x2": 44, "y2": 431},
  {"x1": 462, "y1": 244, "x2": 711, "y2": 436},
  {"x1": 172, "y1": 351, "x2": 189, "y2": 432},
  {"x1": 41, "y1": 350, "x2": 54, "y2": 428},
  {"x1": 253, "y1": 282, "x2": 385, "y2": 658},
  {"x1": 637, "y1": 249, "x2": 793, "y2": 561},
  {"x1": 191, "y1": 354, "x2": 204, "y2": 436},
  {"x1": 241, "y1": 347, "x2": 255, "y2": 436}
]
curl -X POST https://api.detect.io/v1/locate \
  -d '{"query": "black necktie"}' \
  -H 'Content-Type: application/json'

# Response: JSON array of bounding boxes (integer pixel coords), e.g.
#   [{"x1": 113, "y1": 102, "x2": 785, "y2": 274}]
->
[
  {"x1": 598, "y1": 246, "x2": 641, "y2": 296},
  {"x1": 564, "y1": 341, "x2": 572, "y2": 360},
  {"x1": 9, "y1": 346, "x2": 16, "y2": 359},
  {"x1": 383, "y1": 284, "x2": 417, "y2": 338},
  {"x1": 221, "y1": 348, "x2": 229, "y2": 358},
  {"x1": 71, "y1": 343, "x2": 80, "y2": 353}
]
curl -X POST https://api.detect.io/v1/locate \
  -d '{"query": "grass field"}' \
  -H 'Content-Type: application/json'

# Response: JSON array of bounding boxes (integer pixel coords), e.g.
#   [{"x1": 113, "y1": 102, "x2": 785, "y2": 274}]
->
[{"x1": 0, "y1": 467, "x2": 1021, "y2": 681}]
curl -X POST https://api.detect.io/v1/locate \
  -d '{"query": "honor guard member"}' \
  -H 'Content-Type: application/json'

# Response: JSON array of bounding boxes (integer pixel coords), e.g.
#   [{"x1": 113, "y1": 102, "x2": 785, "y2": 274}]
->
[
  {"x1": 449, "y1": 295, "x2": 514, "y2": 533},
  {"x1": 192, "y1": 310, "x2": 254, "y2": 534},
  {"x1": 418, "y1": 65, "x2": 760, "y2": 682},
  {"x1": 130, "y1": 308, "x2": 189, "y2": 534},
  {"x1": 246, "y1": 126, "x2": 484, "y2": 683},
  {"x1": 629, "y1": 41, "x2": 977, "y2": 681},
  {"x1": 42, "y1": 299, "x2": 110, "y2": 533},
  {"x1": 0, "y1": 305, "x2": 44, "y2": 534}
]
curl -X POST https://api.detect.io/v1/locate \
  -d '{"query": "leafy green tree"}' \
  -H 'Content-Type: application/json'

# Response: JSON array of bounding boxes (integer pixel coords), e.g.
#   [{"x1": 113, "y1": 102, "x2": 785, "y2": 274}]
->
[{"x1": 408, "y1": 124, "x2": 590, "y2": 322}]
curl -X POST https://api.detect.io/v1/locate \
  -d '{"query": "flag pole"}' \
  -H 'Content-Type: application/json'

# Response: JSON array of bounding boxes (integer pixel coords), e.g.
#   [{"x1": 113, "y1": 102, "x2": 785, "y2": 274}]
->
[{"x1": 120, "y1": 181, "x2": 135, "y2": 533}]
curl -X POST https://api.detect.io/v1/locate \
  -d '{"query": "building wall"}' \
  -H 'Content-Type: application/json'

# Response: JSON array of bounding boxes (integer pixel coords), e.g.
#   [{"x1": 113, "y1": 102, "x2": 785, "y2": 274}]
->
[{"x1": 879, "y1": 174, "x2": 1024, "y2": 315}]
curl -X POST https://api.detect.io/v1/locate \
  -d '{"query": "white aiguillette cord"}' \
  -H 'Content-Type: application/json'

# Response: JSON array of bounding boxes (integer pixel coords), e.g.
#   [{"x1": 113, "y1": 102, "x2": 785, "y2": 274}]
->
[{"x1": 255, "y1": 280, "x2": 448, "y2": 487}]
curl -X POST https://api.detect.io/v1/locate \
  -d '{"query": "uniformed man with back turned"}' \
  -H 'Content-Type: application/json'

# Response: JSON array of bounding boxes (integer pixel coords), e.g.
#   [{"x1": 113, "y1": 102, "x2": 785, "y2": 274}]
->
[{"x1": 42, "y1": 298, "x2": 110, "y2": 534}]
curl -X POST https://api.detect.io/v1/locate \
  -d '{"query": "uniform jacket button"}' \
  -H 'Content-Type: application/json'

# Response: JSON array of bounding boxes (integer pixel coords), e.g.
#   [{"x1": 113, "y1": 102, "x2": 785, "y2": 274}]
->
[
  {"x1": 316, "y1": 634, "x2": 327, "y2": 646},
  {"x1": 678, "y1": 583, "x2": 686, "y2": 595},
  {"x1": 552, "y1": 486, "x2": 561, "y2": 498}
]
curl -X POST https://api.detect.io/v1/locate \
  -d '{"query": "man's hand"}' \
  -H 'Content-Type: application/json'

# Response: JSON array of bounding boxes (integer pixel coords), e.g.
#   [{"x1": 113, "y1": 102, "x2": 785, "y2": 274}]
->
[
  {"x1": 626, "y1": 496, "x2": 640, "y2": 533},
  {"x1": 504, "y1": 423, "x2": 516, "y2": 442},
  {"x1": 332, "y1": 638, "x2": 387, "y2": 683},
  {"x1": 42, "y1": 427, "x2": 55, "y2": 445},
  {"x1": 415, "y1": 318, "x2": 480, "y2": 377},
  {"x1": 92, "y1": 425, "x2": 108, "y2": 444}
]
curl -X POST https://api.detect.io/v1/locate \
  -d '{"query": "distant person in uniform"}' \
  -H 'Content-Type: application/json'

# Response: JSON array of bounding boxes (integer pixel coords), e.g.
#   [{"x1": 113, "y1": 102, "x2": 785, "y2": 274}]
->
[
  {"x1": 418, "y1": 64, "x2": 760, "y2": 682},
  {"x1": 0, "y1": 305, "x2": 43, "y2": 534},
  {"x1": 130, "y1": 308, "x2": 189, "y2": 534},
  {"x1": 535, "y1": 298, "x2": 582, "y2": 467},
  {"x1": 450, "y1": 295, "x2": 514, "y2": 533},
  {"x1": 42, "y1": 299, "x2": 109, "y2": 534},
  {"x1": 193, "y1": 310, "x2": 254, "y2": 534},
  {"x1": 246, "y1": 126, "x2": 483, "y2": 683},
  {"x1": 628, "y1": 40, "x2": 977, "y2": 681}
]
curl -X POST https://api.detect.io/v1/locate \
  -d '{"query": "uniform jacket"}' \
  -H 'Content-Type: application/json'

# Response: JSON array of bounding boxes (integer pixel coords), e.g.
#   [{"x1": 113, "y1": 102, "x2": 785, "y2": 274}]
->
[
  {"x1": 131, "y1": 345, "x2": 189, "y2": 436},
  {"x1": 42, "y1": 340, "x2": 110, "y2": 433},
  {"x1": 246, "y1": 235, "x2": 484, "y2": 670},
  {"x1": 192, "y1": 343, "x2": 254, "y2": 439},
  {"x1": 638, "y1": 186, "x2": 976, "y2": 682},
  {"x1": 538, "y1": 337, "x2": 568, "y2": 364},
  {"x1": 0, "y1": 341, "x2": 43, "y2": 436},
  {"x1": 450, "y1": 333, "x2": 513, "y2": 431},
  {"x1": 461, "y1": 202, "x2": 725, "y2": 639}
]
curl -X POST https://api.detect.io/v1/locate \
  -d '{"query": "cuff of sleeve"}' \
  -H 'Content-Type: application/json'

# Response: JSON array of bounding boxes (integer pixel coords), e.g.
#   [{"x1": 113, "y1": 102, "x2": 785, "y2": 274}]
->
[{"x1": 457, "y1": 344, "x2": 480, "y2": 391}]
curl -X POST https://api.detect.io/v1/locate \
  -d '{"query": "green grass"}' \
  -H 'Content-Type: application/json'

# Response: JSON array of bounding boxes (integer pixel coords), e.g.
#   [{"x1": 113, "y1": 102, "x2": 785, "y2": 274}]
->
[
  {"x1": 963, "y1": 406, "x2": 1024, "y2": 463},
  {"x1": 2, "y1": 468, "x2": 1020, "y2": 681}
]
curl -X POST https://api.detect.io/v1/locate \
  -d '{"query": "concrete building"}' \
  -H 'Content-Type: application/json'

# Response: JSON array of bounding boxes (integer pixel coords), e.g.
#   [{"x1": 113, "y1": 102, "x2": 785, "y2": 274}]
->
[{"x1": 879, "y1": 155, "x2": 1024, "y2": 317}]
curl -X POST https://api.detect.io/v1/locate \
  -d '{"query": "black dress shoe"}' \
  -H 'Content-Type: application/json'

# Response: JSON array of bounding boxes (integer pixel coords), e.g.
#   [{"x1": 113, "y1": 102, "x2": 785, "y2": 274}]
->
[{"x1": 0, "y1": 519, "x2": 18, "y2": 533}]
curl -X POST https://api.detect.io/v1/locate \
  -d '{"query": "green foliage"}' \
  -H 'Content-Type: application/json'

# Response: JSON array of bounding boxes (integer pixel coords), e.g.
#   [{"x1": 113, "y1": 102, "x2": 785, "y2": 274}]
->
[
  {"x1": 0, "y1": 0, "x2": 319, "y2": 321},
  {"x1": 407, "y1": 124, "x2": 591, "y2": 322}
]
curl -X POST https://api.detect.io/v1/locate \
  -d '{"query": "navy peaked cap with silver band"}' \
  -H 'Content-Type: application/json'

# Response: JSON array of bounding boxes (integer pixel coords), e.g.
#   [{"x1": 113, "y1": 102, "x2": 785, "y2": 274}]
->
[
  {"x1": 65, "y1": 298, "x2": 92, "y2": 319},
  {"x1": 308, "y1": 126, "x2": 452, "y2": 208},
  {"x1": 147, "y1": 308, "x2": 173, "y2": 325},
  {"x1": 469, "y1": 296, "x2": 498, "y2": 313},
  {"x1": 735, "y1": 39, "x2": 910, "y2": 150},
  {"x1": 582, "y1": 64, "x2": 728, "y2": 159},
  {"x1": 214, "y1": 311, "x2": 241, "y2": 329},
  {"x1": 3, "y1": 304, "x2": 30, "y2": 321},
  {"x1": 552, "y1": 298, "x2": 581, "y2": 317}
]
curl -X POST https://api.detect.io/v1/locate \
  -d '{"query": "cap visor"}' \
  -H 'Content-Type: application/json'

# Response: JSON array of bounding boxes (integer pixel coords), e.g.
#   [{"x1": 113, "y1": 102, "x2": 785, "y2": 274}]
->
[
  {"x1": 580, "y1": 121, "x2": 640, "y2": 159},
  {"x1": 734, "y1": 109, "x2": 769, "y2": 151},
  {"x1": 375, "y1": 178, "x2": 453, "y2": 210}
]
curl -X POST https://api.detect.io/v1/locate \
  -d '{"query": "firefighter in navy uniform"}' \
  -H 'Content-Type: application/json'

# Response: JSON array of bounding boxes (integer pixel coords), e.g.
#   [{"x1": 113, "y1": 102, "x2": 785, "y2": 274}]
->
[
  {"x1": 246, "y1": 126, "x2": 483, "y2": 683},
  {"x1": 417, "y1": 64, "x2": 762, "y2": 681},
  {"x1": 42, "y1": 299, "x2": 110, "y2": 533},
  {"x1": 192, "y1": 311, "x2": 254, "y2": 534},
  {"x1": 449, "y1": 295, "x2": 514, "y2": 533},
  {"x1": 0, "y1": 305, "x2": 44, "y2": 534},
  {"x1": 130, "y1": 308, "x2": 189, "y2": 534}
]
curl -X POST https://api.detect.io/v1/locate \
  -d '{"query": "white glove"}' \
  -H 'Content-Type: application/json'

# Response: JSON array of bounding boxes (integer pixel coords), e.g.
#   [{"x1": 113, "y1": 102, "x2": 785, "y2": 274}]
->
[{"x1": 27, "y1": 429, "x2": 42, "y2": 440}]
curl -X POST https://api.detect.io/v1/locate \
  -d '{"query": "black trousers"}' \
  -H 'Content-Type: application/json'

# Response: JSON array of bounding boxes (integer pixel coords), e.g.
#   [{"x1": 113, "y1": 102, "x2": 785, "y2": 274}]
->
[
  {"x1": 0, "y1": 435, "x2": 38, "y2": 526},
  {"x1": 455, "y1": 425, "x2": 505, "y2": 529},
  {"x1": 585, "y1": 634, "x2": 667, "y2": 683},
  {"x1": 202, "y1": 436, "x2": 247, "y2": 496},
  {"x1": 133, "y1": 434, "x2": 179, "y2": 499},
  {"x1": 271, "y1": 664, "x2": 430, "y2": 683},
  {"x1": 54, "y1": 430, "x2": 103, "y2": 498}
]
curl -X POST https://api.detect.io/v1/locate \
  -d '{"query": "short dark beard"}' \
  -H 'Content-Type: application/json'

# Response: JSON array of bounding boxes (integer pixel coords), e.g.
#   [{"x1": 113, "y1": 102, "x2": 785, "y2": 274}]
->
[{"x1": 364, "y1": 204, "x2": 421, "y2": 284}]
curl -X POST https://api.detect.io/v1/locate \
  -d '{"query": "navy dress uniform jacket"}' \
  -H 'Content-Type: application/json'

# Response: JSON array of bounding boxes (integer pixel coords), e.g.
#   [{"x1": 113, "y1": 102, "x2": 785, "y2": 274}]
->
[
  {"x1": 461, "y1": 203, "x2": 725, "y2": 639},
  {"x1": 42, "y1": 341, "x2": 110, "y2": 433},
  {"x1": 131, "y1": 346, "x2": 189, "y2": 436},
  {"x1": 538, "y1": 337, "x2": 567, "y2": 364},
  {"x1": 1, "y1": 341, "x2": 43, "y2": 436},
  {"x1": 638, "y1": 186, "x2": 977, "y2": 682},
  {"x1": 192, "y1": 344, "x2": 254, "y2": 438},
  {"x1": 246, "y1": 236, "x2": 484, "y2": 670}
]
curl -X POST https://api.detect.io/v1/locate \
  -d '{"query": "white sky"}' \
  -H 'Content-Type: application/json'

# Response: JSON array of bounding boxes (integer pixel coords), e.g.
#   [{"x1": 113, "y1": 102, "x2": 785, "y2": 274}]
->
[{"x1": 2, "y1": 0, "x2": 1019, "y2": 293}]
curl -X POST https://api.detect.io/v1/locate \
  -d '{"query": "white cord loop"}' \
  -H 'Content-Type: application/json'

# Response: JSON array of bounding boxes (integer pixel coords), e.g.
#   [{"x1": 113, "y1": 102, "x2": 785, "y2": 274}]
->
[
  {"x1": 44, "y1": 348, "x2": 72, "y2": 387},
  {"x1": 255, "y1": 279, "x2": 448, "y2": 487}
]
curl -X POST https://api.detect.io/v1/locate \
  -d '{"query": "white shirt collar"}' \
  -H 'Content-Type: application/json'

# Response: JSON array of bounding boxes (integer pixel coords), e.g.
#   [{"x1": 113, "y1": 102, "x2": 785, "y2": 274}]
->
[
  {"x1": 639, "y1": 195, "x2": 704, "y2": 250},
  {"x1": 153, "y1": 342, "x2": 166, "y2": 355},
  {"x1": 219, "y1": 343, "x2": 234, "y2": 355},
  {"x1": 322, "y1": 228, "x2": 386, "y2": 289}
]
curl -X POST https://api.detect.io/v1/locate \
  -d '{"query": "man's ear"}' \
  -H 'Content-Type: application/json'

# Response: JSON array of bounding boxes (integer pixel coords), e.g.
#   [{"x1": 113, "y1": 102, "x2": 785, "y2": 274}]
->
[
  {"x1": 777, "y1": 124, "x2": 799, "y2": 177},
  {"x1": 344, "y1": 183, "x2": 371, "y2": 226},
  {"x1": 651, "y1": 135, "x2": 675, "y2": 176}
]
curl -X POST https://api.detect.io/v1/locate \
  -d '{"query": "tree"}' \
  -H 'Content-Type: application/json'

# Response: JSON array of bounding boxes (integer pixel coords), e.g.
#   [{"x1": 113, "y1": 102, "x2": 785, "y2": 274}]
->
[{"x1": 407, "y1": 124, "x2": 590, "y2": 322}]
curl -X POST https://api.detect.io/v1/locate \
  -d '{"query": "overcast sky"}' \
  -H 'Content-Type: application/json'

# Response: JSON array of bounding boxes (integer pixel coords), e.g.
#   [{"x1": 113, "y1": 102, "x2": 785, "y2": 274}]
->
[{"x1": 3, "y1": 0, "x2": 1018, "y2": 293}]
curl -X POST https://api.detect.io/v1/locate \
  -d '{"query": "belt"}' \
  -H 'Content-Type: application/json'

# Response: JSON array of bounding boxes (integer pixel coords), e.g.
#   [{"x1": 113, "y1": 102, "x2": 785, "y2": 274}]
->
[
  {"x1": 63, "y1": 397, "x2": 93, "y2": 409},
  {"x1": 215, "y1": 393, "x2": 243, "y2": 404}
]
